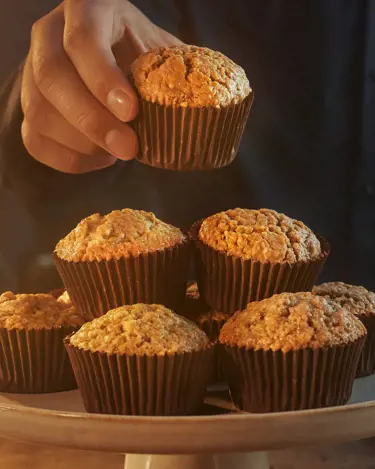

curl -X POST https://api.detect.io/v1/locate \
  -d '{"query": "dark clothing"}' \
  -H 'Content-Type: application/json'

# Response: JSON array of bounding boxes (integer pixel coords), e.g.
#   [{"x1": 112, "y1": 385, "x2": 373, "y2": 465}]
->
[{"x1": 0, "y1": 1, "x2": 375, "y2": 292}]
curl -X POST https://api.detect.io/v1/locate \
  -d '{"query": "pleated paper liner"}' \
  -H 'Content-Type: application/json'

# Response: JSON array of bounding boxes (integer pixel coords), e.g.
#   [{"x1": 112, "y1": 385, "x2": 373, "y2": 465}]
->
[
  {"x1": 197, "y1": 313, "x2": 230, "y2": 383},
  {"x1": 356, "y1": 314, "x2": 375, "y2": 377},
  {"x1": 133, "y1": 93, "x2": 254, "y2": 171},
  {"x1": 0, "y1": 326, "x2": 77, "y2": 393},
  {"x1": 65, "y1": 340, "x2": 215, "y2": 416},
  {"x1": 53, "y1": 240, "x2": 190, "y2": 320},
  {"x1": 221, "y1": 337, "x2": 365, "y2": 413},
  {"x1": 190, "y1": 220, "x2": 331, "y2": 314}
]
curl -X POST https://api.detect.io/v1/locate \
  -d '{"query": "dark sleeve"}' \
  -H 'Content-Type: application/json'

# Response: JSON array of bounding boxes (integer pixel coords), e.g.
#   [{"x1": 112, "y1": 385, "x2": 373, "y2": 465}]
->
[{"x1": 0, "y1": 67, "x2": 123, "y2": 292}]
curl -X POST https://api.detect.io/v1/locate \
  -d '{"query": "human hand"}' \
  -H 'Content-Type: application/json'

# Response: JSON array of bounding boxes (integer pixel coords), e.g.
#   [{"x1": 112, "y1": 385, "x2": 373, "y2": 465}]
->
[{"x1": 21, "y1": 0, "x2": 182, "y2": 173}]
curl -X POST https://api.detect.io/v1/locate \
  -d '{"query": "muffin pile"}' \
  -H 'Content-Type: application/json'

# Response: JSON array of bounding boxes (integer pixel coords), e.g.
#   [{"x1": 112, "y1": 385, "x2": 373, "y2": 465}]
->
[
  {"x1": 1, "y1": 202, "x2": 373, "y2": 415},
  {"x1": 1, "y1": 45, "x2": 374, "y2": 416}
]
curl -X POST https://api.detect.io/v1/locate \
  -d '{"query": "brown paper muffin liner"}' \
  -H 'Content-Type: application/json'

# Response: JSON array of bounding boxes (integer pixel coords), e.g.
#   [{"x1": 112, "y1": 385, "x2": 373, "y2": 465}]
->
[
  {"x1": 190, "y1": 220, "x2": 331, "y2": 314},
  {"x1": 0, "y1": 326, "x2": 77, "y2": 394},
  {"x1": 65, "y1": 340, "x2": 214, "y2": 416},
  {"x1": 357, "y1": 315, "x2": 375, "y2": 377},
  {"x1": 53, "y1": 240, "x2": 190, "y2": 320},
  {"x1": 198, "y1": 316, "x2": 229, "y2": 383},
  {"x1": 221, "y1": 337, "x2": 365, "y2": 413},
  {"x1": 134, "y1": 94, "x2": 254, "y2": 171}
]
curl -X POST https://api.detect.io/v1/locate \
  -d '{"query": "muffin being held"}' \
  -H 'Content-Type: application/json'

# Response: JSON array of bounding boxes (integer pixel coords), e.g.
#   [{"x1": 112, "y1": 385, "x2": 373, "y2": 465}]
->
[
  {"x1": 54, "y1": 209, "x2": 190, "y2": 318},
  {"x1": 313, "y1": 282, "x2": 375, "y2": 377},
  {"x1": 65, "y1": 303, "x2": 213, "y2": 415},
  {"x1": 0, "y1": 291, "x2": 84, "y2": 393},
  {"x1": 192, "y1": 208, "x2": 330, "y2": 313},
  {"x1": 219, "y1": 292, "x2": 366, "y2": 413},
  {"x1": 131, "y1": 45, "x2": 253, "y2": 170}
]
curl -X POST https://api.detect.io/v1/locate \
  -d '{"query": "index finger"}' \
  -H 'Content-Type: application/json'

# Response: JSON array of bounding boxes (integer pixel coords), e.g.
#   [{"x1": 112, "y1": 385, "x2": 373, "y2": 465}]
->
[{"x1": 63, "y1": 0, "x2": 138, "y2": 123}]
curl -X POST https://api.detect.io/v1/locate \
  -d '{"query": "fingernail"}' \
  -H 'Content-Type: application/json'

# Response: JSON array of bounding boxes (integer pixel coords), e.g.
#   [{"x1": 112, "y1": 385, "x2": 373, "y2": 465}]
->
[
  {"x1": 105, "y1": 129, "x2": 135, "y2": 160},
  {"x1": 107, "y1": 89, "x2": 133, "y2": 121}
]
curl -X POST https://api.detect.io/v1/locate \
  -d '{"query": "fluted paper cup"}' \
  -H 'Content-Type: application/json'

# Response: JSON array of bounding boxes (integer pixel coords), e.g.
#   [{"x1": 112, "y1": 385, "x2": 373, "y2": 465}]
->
[
  {"x1": 190, "y1": 220, "x2": 330, "y2": 314},
  {"x1": 357, "y1": 315, "x2": 375, "y2": 377},
  {"x1": 134, "y1": 93, "x2": 253, "y2": 171},
  {"x1": 198, "y1": 313, "x2": 229, "y2": 383},
  {"x1": 0, "y1": 326, "x2": 77, "y2": 393},
  {"x1": 221, "y1": 337, "x2": 365, "y2": 413},
  {"x1": 65, "y1": 340, "x2": 214, "y2": 416},
  {"x1": 53, "y1": 240, "x2": 190, "y2": 320}
]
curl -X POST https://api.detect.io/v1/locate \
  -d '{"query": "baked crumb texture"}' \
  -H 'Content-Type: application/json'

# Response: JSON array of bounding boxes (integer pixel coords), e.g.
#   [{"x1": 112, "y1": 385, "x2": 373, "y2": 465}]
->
[
  {"x1": 219, "y1": 292, "x2": 366, "y2": 352},
  {"x1": 193, "y1": 209, "x2": 330, "y2": 313},
  {"x1": 0, "y1": 291, "x2": 84, "y2": 330},
  {"x1": 69, "y1": 303, "x2": 209, "y2": 356},
  {"x1": 131, "y1": 45, "x2": 251, "y2": 108},
  {"x1": 313, "y1": 282, "x2": 375, "y2": 377},
  {"x1": 313, "y1": 282, "x2": 375, "y2": 317},
  {"x1": 55, "y1": 209, "x2": 185, "y2": 263},
  {"x1": 199, "y1": 208, "x2": 321, "y2": 263},
  {"x1": 220, "y1": 292, "x2": 366, "y2": 413}
]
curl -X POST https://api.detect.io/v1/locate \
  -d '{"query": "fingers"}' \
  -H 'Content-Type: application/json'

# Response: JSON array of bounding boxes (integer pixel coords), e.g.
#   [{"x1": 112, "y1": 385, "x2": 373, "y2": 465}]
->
[
  {"x1": 22, "y1": 56, "x2": 101, "y2": 156},
  {"x1": 63, "y1": 0, "x2": 138, "y2": 122},
  {"x1": 21, "y1": 121, "x2": 117, "y2": 174},
  {"x1": 30, "y1": 6, "x2": 138, "y2": 161}
]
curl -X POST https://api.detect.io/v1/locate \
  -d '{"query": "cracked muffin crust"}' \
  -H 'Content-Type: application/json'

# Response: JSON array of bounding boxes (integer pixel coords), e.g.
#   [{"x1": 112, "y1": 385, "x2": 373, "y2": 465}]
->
[
  {"x1": 313, "y1": 282, "x2": 375, "y2": 317},
  {"x1": 69, "y1": 303, "x2": 209, "y2": 356},
  {"x1": 0, "y1": 291, "x2": 84, "y2": 330},
  {"x1": 219, "y1": 292, "x2": 366, "y2": 352},
  {"x1": 55, "y1": 209, "x2": 186, "y2": 262},
  {"x1": 57, "y1": 290, "x2": 72, "y2": 305},
  {"x1": 199, "y1": 208, "x2": 321, "y2": 263},
  {"x1": 131, "y1": 45, "x2": 251, "y2": 108}
]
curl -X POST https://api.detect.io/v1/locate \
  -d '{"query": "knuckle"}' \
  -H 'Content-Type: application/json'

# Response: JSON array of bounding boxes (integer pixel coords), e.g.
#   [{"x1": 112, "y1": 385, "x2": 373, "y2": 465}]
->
[
  {"x1": 32, "y1": 53, "x2": 53, "y2": 90},
  {"x1": 21, "y1": 121, "x2": 40, "y2": 156},
  {"x1": 63, "y1": 23, "x2": 90, "y2": 55},
  {"x1": 32, "y1": 52, "x2": 65, "y2": 97},
  {"x1": 21, "y1": 95, "x2": 41, "y2": 124},
  {"x1": 75, "y1": 110, "x2": 102, "y2": 140},
  {"x1": 63, "y1": 154, "x2": 82, "y2": 174},
  {"x1": 30, "y1": 18, "x2": 45, "y2": 42}
]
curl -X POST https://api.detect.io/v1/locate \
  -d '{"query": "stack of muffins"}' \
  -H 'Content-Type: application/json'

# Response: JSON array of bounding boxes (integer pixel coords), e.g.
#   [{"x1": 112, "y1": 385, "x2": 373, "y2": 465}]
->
[{"x1": 1, "y1": 45, "x2": 374, "y2": 417}]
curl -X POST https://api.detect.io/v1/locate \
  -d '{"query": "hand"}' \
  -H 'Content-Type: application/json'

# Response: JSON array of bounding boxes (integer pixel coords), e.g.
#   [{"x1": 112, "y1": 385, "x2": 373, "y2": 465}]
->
[{"x1": 21, "y1": 0, "x2": 182, "y2": 173}]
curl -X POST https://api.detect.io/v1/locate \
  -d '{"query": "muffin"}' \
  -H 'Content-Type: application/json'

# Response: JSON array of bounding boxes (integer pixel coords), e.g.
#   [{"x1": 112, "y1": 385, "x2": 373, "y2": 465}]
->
[
  {"x1": 53, "y1": 209, "x2": 190, "y2": 319},
  {"x1": 219, "y1": 292, "x2": 366, "y2": 413},
  {"x1": 130, "y1": 45, "x2": 253, "y2": 170},
  {"x1": 313, "y1": 282, "x2": 375, "y2": 377},
  {"x1": 0, "y1": 291, "x2": 84, "y2": 393},
  {"x1": 65, "y1": 303, "x2": 214, "y2": 415},
  {"x1": 192, "y1": 208, "x2": 330, "y2": 313}
]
